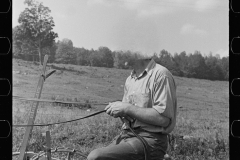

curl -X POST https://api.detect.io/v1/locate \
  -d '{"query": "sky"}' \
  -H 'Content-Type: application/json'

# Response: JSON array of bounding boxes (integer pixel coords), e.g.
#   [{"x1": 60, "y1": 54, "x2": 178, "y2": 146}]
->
[{"x1": 12, "y1": 0, "x2": 229, "y2": 58}]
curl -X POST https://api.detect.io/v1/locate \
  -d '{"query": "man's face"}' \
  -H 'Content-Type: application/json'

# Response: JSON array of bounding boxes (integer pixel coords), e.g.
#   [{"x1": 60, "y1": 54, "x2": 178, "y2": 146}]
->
[
  {"x1": 133, "y1": 59, "x2": 145, "y2": 70},
  {"x1": 125, "y1": 59, "x2": 150, "y2": 70}
]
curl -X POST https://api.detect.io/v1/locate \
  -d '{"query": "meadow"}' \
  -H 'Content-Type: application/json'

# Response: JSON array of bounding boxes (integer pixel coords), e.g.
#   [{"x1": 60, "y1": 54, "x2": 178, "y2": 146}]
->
[{"x1": 12, "y1": 59, "x2": 229, "y2": 160}]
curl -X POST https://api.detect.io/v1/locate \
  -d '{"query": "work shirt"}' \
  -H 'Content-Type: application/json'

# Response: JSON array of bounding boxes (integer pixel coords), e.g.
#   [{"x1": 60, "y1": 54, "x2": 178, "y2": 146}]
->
[{"x1": 122, "y1": 59, "x2": 177, "y2": 134}]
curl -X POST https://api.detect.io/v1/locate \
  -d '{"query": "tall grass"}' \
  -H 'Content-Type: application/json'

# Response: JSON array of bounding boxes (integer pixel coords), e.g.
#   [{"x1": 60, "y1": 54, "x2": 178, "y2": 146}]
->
[{"x1": 13, "y1": 105, "x2": 229, "y2": 160}]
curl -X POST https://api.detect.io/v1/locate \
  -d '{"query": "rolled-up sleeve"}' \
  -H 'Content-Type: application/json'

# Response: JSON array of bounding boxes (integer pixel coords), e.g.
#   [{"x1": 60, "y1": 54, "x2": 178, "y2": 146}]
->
[{"x1": 152, "y1": 75, "x2": 176, "y2": 122}]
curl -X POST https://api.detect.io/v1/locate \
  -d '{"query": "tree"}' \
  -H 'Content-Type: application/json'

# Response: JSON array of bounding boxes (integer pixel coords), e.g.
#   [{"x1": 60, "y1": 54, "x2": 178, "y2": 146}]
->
[
  {"x1": 113, "y1": 50, "x2": 140, "y2": 69},
  {"x1": 220, "y1": 56, "x2": 229, "y2": 80},
  {"x1": 158, "y1": 50, "x2": 174, "y2": 67},
  {"x1": 89, "y1": 50, "x2": 102, "y2": 67},
  {"x1": 173, "y1": 51, "x2": 191, "y2": 77},
  {"x1": 55, "y1": 38, "x2": 76, "y2": 64},
  {"x1": 158, "y1": 50, "x2": 181, "y2": 76},
  {"x1": 205, "y1": 53, "x2": 224, "y2": 80},
  {"x1": 47, "y1": 41, "x2": 58, "y2": 63},
  {"x1": 113, "y1": 50, "x2": 131, "y2": 69},
  {"x1": 13, "y1": 26, "x2": 23, "y2": 58},
  {"x1": 187, "y1": 51, "x2": 208, "y2": 79},
  {"x1": 14, "y1": 0, "x2": 58, "y2": 64},
  {"x1": 13, "y1": 26, "x2": 38, "y2": 61},
  {"x1": 113, "y1": 51, "x2": 124, "y2": 69},
  {"x1": 74, "y1": 47, "x2": 91, "y2": 66},
  {"x1": 97, "y1": 46, "x2": 114, "y2": 68}
]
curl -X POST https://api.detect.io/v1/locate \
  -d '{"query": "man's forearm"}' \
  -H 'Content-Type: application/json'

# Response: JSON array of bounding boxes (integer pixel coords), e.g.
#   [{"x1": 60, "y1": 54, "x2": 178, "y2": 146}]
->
[{"x1": 124, "y1": 105, "x2": 170, "y2": 127}]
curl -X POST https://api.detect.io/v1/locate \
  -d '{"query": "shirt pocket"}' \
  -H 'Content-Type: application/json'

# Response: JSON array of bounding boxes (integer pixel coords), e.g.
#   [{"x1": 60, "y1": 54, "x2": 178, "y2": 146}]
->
[{"x1": 132, "y1": 91, "x2": 151, "y2": 108}]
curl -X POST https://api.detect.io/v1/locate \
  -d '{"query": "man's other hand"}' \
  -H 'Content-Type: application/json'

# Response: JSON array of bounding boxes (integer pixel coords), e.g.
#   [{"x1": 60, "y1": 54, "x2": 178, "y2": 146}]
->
[{"x1": 105, "y1": 101, "x2": 130, "y2": 118}]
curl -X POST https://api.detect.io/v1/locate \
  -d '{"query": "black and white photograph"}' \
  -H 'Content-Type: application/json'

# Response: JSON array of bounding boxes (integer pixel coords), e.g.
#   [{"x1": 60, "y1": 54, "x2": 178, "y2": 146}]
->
[{"x1": 12, "y1": 0, "x2": 229, "y2": 159}]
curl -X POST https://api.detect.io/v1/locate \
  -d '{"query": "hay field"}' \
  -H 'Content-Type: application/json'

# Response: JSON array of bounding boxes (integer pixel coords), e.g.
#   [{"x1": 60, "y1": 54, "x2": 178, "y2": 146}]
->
[{"x1": 13, "y1": 59, "x2": 229, "y2": 160}]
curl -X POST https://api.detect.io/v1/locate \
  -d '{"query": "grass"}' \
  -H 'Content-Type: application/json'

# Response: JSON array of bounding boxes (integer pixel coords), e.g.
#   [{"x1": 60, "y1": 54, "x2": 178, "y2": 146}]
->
[
  {"x1": 12, "y1": 59, "x2": 229, "y2": 160},
  {"x1": 13, "y1": 105, "x2": 122, "y2": 159}
]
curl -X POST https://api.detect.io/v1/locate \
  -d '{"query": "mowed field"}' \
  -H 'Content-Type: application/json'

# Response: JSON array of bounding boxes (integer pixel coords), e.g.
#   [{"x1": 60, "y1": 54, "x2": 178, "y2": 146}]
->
[{"x1": 12, "y1": 59, "x2": 229, "y2": 160}]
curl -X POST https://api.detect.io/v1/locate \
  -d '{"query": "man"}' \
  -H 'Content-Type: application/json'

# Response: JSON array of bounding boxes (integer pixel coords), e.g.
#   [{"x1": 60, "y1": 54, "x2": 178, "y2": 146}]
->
[{"x1": 88, "y1": 58, "x2": 177, "y2": 160}]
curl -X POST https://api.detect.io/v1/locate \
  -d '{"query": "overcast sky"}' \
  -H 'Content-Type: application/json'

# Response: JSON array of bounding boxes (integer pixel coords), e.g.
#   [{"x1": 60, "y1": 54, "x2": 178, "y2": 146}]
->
[{"x1": 13, "y1": 0, "x2": 229, "y2": 58}]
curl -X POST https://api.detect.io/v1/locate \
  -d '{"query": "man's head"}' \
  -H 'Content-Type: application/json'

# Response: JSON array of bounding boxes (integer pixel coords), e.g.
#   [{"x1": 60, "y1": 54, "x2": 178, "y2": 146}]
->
[{"x1": 132, "y1": 58, "x2": 152, "y2": 72}]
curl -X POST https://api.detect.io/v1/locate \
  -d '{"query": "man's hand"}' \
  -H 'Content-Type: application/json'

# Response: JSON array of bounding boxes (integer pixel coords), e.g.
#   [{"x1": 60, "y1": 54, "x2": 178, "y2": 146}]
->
[
  {"x1": 105, "y1": 101, "x2": 170, "y2": 127},
  {"x1": 105, "y1": 101, "x2": 131, "y2": 118}
]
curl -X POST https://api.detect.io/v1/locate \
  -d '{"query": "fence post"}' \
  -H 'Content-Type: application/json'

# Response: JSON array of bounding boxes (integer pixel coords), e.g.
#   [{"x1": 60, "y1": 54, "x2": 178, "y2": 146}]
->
[{"x1": 46, "y1": 129, "x2": 51, "y2": 160}]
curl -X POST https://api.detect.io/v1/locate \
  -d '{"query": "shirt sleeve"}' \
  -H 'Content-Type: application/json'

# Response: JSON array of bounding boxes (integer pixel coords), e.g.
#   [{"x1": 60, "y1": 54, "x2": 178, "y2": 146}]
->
[{"x1": 152, "y1": 75, "x2": 176, "y2": 121}]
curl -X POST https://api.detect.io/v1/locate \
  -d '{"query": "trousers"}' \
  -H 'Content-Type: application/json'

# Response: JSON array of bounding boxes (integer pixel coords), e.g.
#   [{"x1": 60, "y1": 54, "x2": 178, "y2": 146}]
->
[{"x1": 87, "y1": 128, "x2": 168, "y2": 160}]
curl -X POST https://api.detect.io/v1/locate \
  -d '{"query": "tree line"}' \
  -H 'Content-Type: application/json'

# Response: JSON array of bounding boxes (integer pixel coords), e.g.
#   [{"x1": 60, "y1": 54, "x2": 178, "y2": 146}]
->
[
  {"x1": 13, "y1": 0, "x2": 228, "y2": 81},
  {"x1": 13, "y1": 37, "x2": 229, "y2": 81}
]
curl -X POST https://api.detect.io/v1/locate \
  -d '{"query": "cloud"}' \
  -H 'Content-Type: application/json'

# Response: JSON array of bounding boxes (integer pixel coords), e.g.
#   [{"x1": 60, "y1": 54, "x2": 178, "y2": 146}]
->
[
  {"x1": 87, "y1": 0, "x2": 105, "y2": 5},
  {"x1": 87, "y1": 0, "x2": 114, "y2": 7},
  {"x1": 171, "y1": 0, "x2": 222, "y2": 12},
  {"x1": 54, "y1": 12, "x2": 67, "y2": 19},
  {"x1": 53, "y1": 5, "x2": 77, "y2": 19},
  {"x1": 215, "y1": 49, "x2": 229, "y2": 58},
  {"x1": 137, "y1": 6, "x2": 173, "y2": 17},
  {"x1": 121, "y1": 0, "x2": 145, "y2": 10},
  {"x1": 194, "y1": 0, "x2": 218, "y2": 12},
  {"x1": 180, "y1": 23, "x2": 207, "y2": 37},
  {"x1": 87, "y1": 0, "x2": 226, "y2": 17},
  {"x1": 122, "y1": 0, "x2": 187, "y2": 18}
]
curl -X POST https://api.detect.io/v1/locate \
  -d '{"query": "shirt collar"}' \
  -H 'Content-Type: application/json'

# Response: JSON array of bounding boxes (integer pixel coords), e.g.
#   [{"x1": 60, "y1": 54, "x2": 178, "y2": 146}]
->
[
  {"x1": 145, "y1": 58, "x2": 156, "y2": 73},
  {"x1": 130, "y1": 59, "x2": 156, "y2": 79}
]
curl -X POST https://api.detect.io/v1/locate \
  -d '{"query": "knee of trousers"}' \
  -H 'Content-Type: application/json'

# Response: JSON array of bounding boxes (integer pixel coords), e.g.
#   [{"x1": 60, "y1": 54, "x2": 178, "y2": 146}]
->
[{"x1": 87, "y1": 148, "x2": 105, "y2": 160}]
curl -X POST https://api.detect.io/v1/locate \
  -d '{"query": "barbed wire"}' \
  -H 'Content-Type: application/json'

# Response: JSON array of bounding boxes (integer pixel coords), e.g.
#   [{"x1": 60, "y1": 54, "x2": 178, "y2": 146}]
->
[
  {"x1": 12, "y1": 93, "x2": 228, "y2": 128},
  {"x1": 13, "y1": 92, "x2": 84, "y2": 98},
  {"x1": 13, "y1": 95, "x2": 120, "y2": 106},
  {"x1": 13, "y1": 110, "x2": 83, "y2": 116}
]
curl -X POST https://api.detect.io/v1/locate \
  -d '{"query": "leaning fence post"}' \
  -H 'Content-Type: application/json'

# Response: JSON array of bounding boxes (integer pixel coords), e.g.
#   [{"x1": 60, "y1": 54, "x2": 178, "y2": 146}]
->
[{"x1": 18, "y1": 55, "x2": 49, "y2": 160}]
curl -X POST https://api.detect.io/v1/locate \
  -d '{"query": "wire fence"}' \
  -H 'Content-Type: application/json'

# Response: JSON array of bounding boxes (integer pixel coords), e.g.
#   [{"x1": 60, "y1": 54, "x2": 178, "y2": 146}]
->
[
  {"x1": 12, "y1": 93, "x2": 229, "y2": 129},
  {"x1": 12, "y1": 95, "x2": 113, "y2": 127}
]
